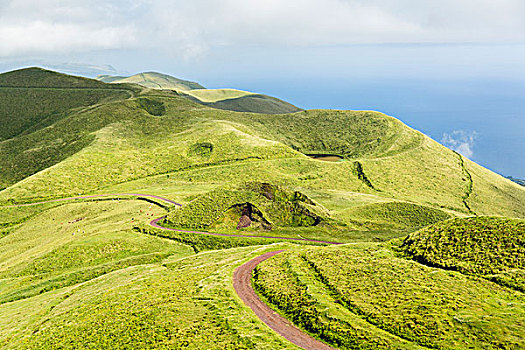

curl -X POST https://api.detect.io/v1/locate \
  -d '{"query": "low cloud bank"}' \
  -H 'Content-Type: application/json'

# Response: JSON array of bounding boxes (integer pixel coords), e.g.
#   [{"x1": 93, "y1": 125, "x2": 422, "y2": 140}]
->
[{"x1": 441, "y1": 130, "x2": 478, "y2": 159}]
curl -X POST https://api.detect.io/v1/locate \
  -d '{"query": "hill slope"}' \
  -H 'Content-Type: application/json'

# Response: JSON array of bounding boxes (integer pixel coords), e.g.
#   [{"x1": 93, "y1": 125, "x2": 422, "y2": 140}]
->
[
  {"x1": 254, "y1": 243, "x2": 525, "y2": 349},
  {"x1": 0, "y1": 67, "x2": 524, "y2": 349},
  {"x1": 1, "y1": 68, "x2": 524, "y2": 226},
  {"x1": 0, "y1": 68, "x2": 133, "y2": 142},
  {"x1": 401, "y1": 216, "x2": 525, "y2": 290},
  {"x1": 98, "y1": 71, "x2": 302, "y2": 114},
  {"x1": 97, "y1": 71, "x2": 204, "y2": 90}
]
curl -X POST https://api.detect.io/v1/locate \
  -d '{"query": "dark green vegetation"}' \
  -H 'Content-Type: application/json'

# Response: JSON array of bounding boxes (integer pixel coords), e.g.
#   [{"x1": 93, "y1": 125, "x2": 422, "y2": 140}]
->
[
  {"x1": 97, "y1": 71, "x2": 205, "y2": 90},
  {"x1": 402, "y1": 216, "x2": 525, "y2": 291},
  {"x1": 136, "y1": 97, "x2": 166, "y2": 116},
  {"x1": 255, "y1": 244, "x2": 525, "y2": 349},
  {"x1": 0, "y1": 67, "x2": 131, "y2": 142},
  {"x1": 165, "y1": 182, "x2": 326, "y2": 231},
  {"x1": 0, "y1": 67, "x2": 524, "y2": 349},
  {"x1": 202, "y1": 94, "x2": 302, "y2": 114},
  {"x1": 98, "y1": 71, "x2": 302, "y2": 114}
]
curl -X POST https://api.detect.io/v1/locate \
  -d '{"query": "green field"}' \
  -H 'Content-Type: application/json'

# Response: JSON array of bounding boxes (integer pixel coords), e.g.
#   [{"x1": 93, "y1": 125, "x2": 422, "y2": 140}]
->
[
  {"x1": 401, "y1": 216, "x2": 525, "y2": 291},
  {"x1": 184, "y1": 88, "x2": 255, "y2": 102},
  {"x1": 97, "y1": 71, "x2": 205, "y2": 91},
  {"x1": 254, "y1": 242, "x2": 525, "y2": 349},
  {"x1": 98, "y1": 70, "x2": 302, "y2": 114},
  {"x1": 0, "y1": 67, "x2": 524, "y2": 348}
]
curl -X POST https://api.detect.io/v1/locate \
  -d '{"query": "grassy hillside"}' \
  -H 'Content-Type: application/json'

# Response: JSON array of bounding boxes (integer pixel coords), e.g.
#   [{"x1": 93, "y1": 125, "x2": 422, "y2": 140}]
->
[
  {"x1": 0, "y1": 68, "x2": 133, "y2": 141},
  {"x1": 1, "y1": 67, "x2": 116, "y2": 88},
  {"x1": 97, "y1": 71, "x2": 204, "y2": 90},
  {"x1": 401, "y1": 216, "x2": 525, "y2": 290},
  {"x1": 0, "y1": 67, "x2": 524, "y2": 349},
  {"x1": 0, "y1": 198, "x2": 302, "y2": 349},
  {"x1": 254, "y1": 244, "x2": 525, "y2": 349},
  {"x1": 204, "y1": 94, "x2": 302, "y2": 114},
  {"x1": 184, "y1": 88, "x2": 255, "y2": 102},
  {"x1": 1, "y1": 69, "x2": 523, "y2": 226}
]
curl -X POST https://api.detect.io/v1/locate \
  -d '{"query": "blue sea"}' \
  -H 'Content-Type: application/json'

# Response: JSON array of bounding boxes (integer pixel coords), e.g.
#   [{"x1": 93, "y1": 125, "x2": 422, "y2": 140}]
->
[{"x1": 221, "y1": 77, "x2": 525, "y2": 179}]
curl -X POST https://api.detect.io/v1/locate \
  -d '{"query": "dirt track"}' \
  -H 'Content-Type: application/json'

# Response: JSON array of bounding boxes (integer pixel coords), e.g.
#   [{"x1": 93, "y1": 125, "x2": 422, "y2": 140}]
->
[
  {"x1": 5, "y1": 193, "x2": 340, "y2": 349},
  {"x1": 6, "y1": 193, "x2": 341, "y2": 244},
  {"x1": 149, "y1": 215, "x2": 342, "y2": 245},
  {"x1": 233, "y1": 250, "x2": 336, "y2": 350}
]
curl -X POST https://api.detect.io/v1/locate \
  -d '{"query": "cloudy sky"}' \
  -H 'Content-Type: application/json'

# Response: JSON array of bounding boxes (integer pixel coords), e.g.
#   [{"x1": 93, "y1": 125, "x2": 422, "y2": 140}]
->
[
  {"x1": 1, "y1": 0, "x2": 524, "y2": 176},
  {"x1": 2, "y1": 0, "x2": 525, "y2": 56}
]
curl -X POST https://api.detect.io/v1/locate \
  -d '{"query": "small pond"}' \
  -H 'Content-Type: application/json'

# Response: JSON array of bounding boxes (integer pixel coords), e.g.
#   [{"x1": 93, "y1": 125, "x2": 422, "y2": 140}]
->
[{"x1": 306, "y1": 154, "x2": 344, "y2": 162}]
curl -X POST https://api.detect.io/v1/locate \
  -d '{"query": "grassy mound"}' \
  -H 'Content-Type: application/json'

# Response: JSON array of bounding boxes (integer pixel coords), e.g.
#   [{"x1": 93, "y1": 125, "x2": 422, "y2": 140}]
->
[
  {"x1": 0, "y1": 67, "x2": 116, "y2": 88},
  {"x1": 165, "y1": 182, "x2": 326, "y2": 230},
  {"x1": 401, "y1": 216, "x2": 525, "y2": 290},
  {"x1": 204, "y1": 94, "x2": 302, "y2": 114},
  {"x1": 97, "y1": 71, "x2": 205, "y2": 90},
  {"x1": 344, "y1": 201, "x2": 452, "y2": 231},
  {"x1": 254, "y1": 244, "x2": 525, "y2": 349}
]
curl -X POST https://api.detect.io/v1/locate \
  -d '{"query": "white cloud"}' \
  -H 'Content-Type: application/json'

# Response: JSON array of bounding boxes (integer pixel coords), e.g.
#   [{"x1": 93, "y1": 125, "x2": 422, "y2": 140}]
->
[
  {"x1": 441, "y1": 130, "x2": 478, "y2": 158},
  {"x1": 1, "y1": 0, "x2": 524, "y2": 58}
]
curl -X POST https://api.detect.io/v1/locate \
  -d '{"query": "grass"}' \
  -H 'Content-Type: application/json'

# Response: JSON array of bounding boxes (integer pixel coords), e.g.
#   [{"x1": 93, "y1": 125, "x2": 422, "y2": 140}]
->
[
  {"x1": 0, "y1": 67, "x2": 524, "y2": 348},
  {"x1": 185, "y1": 88, "x2": 255, "y2": 102},
  {"x1": 401, "y1": 216, "x2": 525, "y2": 291},
  {"x1": 165, "y1": 182, "x2": 327, "y2": 231},
  {"x1": 254, "y1": 244, "x2": 525, "y2": 349},
  {"x1": 341, "y1": 201, "x2": 452, "y2": 231},
  {"x1": 0, "y1": 199, "x2": 301, "y2": 349},
  {"x1": 97, "y1": 71, "x2": 205, "y2": 90}
]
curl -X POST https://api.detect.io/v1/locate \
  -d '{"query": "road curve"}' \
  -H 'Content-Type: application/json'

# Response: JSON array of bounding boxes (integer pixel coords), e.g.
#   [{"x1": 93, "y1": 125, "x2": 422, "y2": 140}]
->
[
  {"x1": 4, "y1": 193, "x2": 342, "y2": 245},
  {"x1": 233, "y1": 250, "x2": 336, "y2": 350},
  {"x1": 4, "y1": 194, "x2": 341, "y2": 349}
]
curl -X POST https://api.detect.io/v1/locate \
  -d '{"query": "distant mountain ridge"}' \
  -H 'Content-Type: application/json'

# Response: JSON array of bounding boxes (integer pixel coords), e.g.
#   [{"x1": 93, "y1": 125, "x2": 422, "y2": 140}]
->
[
  {"x1": 97, "y1": 72, "x2": 205, "y2": 91},
  {"x1": 98, "y1": 71, "x2": 302, "y2": 114}
]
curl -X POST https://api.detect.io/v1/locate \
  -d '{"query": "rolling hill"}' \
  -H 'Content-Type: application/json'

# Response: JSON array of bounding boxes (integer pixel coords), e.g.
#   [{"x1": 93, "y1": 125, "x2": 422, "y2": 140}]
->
[
  {"x1": 0, "y1": 67, "x2": 524, "y2": 349},
  {"x1": 97, "y1": 71, "x2": 205, "y2": 90},
  {"x1": 98, "y1": 71, "x2": 303, "y2": 114}
]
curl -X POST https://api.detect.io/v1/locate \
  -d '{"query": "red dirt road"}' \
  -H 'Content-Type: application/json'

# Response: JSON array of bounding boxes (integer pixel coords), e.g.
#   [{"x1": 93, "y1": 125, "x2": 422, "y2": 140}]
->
[
  {"x1": 233, "y1": 250, "x2": 336, "y2": 350},
  {"x1": 7, "y1": 193, "x2": 341, "y2": 245},
  {"x1": 5, "y1": 194, "x2": 340, "y2": 348}
]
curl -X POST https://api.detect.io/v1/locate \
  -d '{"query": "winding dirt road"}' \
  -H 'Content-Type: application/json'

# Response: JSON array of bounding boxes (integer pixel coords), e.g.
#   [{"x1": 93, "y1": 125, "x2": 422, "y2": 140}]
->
[
  {"x1": 7, "y1": 193, "x2": 341, "y2": 245},
  {"x1": 5, "y1": 193, "x2": 341, "y2": 349},
  {"x1": 233, "y1": 250, "x2": 336, "y2": 350}
]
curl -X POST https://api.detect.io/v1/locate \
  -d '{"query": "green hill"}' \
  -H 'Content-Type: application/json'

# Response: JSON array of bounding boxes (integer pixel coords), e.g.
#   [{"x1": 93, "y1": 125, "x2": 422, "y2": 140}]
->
[
  {"x1": 0, "y1": 67, "x2": 524, "y2": 349},
  {"x1": 401, "y1": 216, "x2": 525, "y2": 290},
  {"x1": 98, "y1": 71, "x2": 302, "y2": 114},
  {"x1": 0, "y1": 67, "x2": 133, "y2": 142},
  {"x1": 97, "y1": 71, "x2": 204, "y2": 90},
  {"x1": 254, "y1": 243, "x2": 525, "y2": 349}
]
